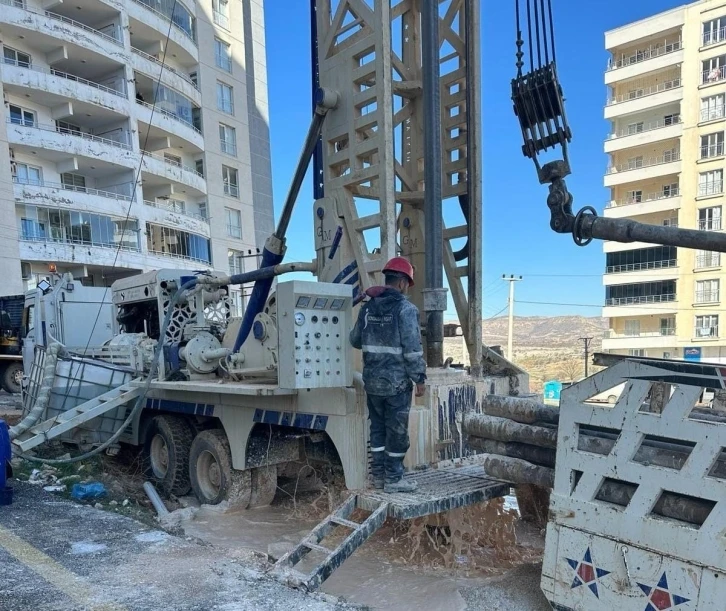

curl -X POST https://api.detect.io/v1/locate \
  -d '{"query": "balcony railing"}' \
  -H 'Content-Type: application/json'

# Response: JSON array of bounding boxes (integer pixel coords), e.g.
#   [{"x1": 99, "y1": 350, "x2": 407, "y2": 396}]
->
[
  {"x1": 220, "y1": 139, "x2": 237, "y2": 156},
  {"x1": 143, "y1": 199, "x2": 208, "y2": 222},
  {"x1": 136, "y1": 99, "x2": 202, "y2": 135},
  {"x1": 696, "y1": 290, "x2": 720, "y2": 304},
  {"x1": 2, "y1": 59, "x2": 126, "y2": 97},
  {"x1": 607, "y1": 78, "x2": 681, "y2": 105},
  {"x1": 215, "y1": 52, "x2": 232, "y2": 72},
  {"x1": 699, "y1": 218, "x2": 723, "y2": 231},
  {"x1": 704, "y1": 27, "x2": 726, "y2": 47},
  {"x1": 696, "y1": 254, "x2": 721, "y2": 269},
  {"x1": 0, "y1": 0, "x2": 124, "y2": 45},
  {"x1": 698, "y1": 181, "x2": 724, "y2": 197},
  {"x1": 142, "y1": 150, "x2": 204, "y2": 178},
  {"x1": 7, "y1": 119, "x2": 131, "y2": 149},
  {"x1": 701, "y1": 105, "x2": 726, "y2": 122},
  {"x1": 20, "y1": 231, "x2": 139, "y2": 252},
  {"x1": 607, "y1": 189, "x2": 680, "y2": 208},
  {"x1": 605, "y1": 328, "x2": 676, "y2": 339},
  {"x1": 608, "y1": 116, "x2": 681, "y2": 140},
  {"x1": 606, "y1": 259, "x2": 677, "y2": 274},
  {"x1": 701, "y1": 142, "x2": 725, "y2": 159},
  {"x1": 212, "y1": 9, "x2": 229, "y2": 30},
  {"x1": 224, "y1": 183, "x2": 239, "y2": 198},
  {"x1": 130, "y1": 0, "x2": 196, "y2": 45},
  {"x1": 217, "y1": 98, "x2": 234, "y2": 115},
  {"x1": 146, "y1": 247, "x2": 209, "y2": 263},
  {"x1": 131, "y1": 48, "x2": 199, "y2": 91},
  {"x1": 13, "y1": 177, "x2": 134, "y2": 201},
  {"x1": 608, "y1": 39, "x2": 682, "y2": 71},
  {"x1": 607, "y1": 152, "x2": 680, "y2": 174},
  {"x1": 703, "y1": 66, "x2": 726, "y2": 85},
  {"x1": 695, "y1": 326, "x2": 719, "y2": 338},
  {"x1": 226, "y1": 224, "x2": 242, "y2": 238},
  {"x1": 606, "y1": 294, "x2": 677, "y2": 306}
]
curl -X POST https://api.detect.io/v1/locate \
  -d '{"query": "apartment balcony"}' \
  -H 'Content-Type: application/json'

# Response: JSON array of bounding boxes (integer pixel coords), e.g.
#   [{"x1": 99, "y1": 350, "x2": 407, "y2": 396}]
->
[
  {"x1": 127, "y1": 0, "x2": 198, "y2": 66},
  {"x1": 694, "y1": 326, "x2": 720, "y2": 340},
  {"x1": 0, "y1": 0, "x2": 127, "y2": 65},
  {"x1": 135, "y1": 100, "x2": 203, "y2": 151},
  {"x1": 700, "y1": 105, "x2": 726, "y2": 125},
  {"x1": 605, "y1": 78, "x2": 682, "y2": 120},
  {"x1": 602, "y1": 329, "x2": 676, "y2": 350},
  {"x1": 605, "y1": 189, "x2": 680, "y2": 219},
  {"x1": 13, "y1": 178, "x2": 135, "y2": 217},
  {"x1": 130, "y1": 48, "x2": 200, "y2": 106},
  {"x1": 6, "y1": 120, "x2": 137, "y2": 171},
  {"x1": 604, "y1": 152, "x2": 681, "y2": 187},
  {"x1": 603, "y1": 259, "x2": 678, "y2": 286},
  {"x1": 143, "y1": 199, "x2": 210, "y2": 237},
  {"x1": 140, "y1": 150, "x2": 206, "y2": 196},
  {"x1": 603, "y1": 293, "x2": 678, "y2": 318},
  {"x1": 1, "y1": 60, "x2": 130, "y2": 120},
  {"x1": 605, "y1": 39, "x2": 683, "y2": 85},
  {"x1": 604, "y1": 117, "x2": 682, "y2": 153},
  {"x1": 701, "y1": 66, "x2": 726, "y2": 89}
]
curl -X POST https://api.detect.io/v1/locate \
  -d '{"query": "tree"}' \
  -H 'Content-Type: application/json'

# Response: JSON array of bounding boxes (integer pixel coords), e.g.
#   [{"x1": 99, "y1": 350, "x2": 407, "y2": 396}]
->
[{"x1": 558, "y1": 358, "x2": 582, "y2": 382}]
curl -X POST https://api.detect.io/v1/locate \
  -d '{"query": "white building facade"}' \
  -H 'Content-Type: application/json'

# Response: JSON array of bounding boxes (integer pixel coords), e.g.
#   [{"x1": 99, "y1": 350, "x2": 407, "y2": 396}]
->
[{"x1": 0, "y1": 0, "x2": 274, "y2": 311}]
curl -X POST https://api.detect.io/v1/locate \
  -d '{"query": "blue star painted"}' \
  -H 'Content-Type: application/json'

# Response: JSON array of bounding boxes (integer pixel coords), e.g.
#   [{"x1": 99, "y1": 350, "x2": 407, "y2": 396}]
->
[
  {"x1": 565, "y1": 547, "x2": 611, "y2": 599},
  {"x1": 637, "y1": 572, "x2": 690, "y2": 611}
]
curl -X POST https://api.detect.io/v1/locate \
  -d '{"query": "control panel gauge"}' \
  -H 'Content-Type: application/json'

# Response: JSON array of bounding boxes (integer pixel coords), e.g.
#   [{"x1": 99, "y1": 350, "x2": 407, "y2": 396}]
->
[{"x1": 294, "y1": 312, "x2": 306, "y2": 326}]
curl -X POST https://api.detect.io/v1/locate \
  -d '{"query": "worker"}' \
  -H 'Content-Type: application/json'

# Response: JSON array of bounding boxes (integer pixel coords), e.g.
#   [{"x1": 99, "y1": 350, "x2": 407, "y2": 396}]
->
[{"x1": 349, "y1": 257, "x2": 426, "y2": 493}]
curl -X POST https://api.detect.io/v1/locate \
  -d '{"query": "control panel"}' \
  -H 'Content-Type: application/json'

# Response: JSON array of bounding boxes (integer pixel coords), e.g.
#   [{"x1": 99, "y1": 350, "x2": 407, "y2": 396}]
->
[{"x1": 276, "y1": 280, "x2": 354, "y2": 390}]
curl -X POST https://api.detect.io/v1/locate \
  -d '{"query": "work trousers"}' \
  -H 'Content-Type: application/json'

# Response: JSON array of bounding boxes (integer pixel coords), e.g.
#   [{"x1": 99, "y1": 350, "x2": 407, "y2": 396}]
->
[{"x1": 367, "y1": 389, "x2": 412, "y2": 483}]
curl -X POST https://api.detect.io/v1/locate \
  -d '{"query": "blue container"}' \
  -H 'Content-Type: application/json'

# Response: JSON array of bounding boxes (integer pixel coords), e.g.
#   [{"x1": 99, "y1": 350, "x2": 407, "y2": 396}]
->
[
  {"x1": 0, "y1": 419, "x2": 13, "y2": 506},
  {"x1": 71, "y1": 482, "x2": 107, "y2": 501},
  {"x1": 543, "y1": 380, "x2": 563, "y2": 406}
]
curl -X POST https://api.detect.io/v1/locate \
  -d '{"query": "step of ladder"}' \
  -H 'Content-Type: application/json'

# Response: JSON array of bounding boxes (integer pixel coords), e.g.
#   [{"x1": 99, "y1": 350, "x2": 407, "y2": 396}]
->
[
  {"x1": 12, "y1": 382, "x2": 143, "y2": 453},
  {"x1": 271, "y1": 494, "x2": 388, "y2": 592}
]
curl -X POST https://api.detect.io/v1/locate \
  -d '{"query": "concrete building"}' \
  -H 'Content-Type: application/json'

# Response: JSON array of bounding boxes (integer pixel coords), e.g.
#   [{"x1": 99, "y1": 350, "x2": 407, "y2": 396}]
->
[
  {"x1": 603, "y1": 0, "x2": 726, "y2": 364},
  {"x1": 0, "y1": 0, "x2": 274, "y2": 313}
]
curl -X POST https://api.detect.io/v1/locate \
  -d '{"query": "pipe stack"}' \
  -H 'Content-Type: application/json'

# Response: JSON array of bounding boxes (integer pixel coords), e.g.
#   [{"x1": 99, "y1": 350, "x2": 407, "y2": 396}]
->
[{"x1": 464, "y1": 395, "x2": 721, "y2": 526}]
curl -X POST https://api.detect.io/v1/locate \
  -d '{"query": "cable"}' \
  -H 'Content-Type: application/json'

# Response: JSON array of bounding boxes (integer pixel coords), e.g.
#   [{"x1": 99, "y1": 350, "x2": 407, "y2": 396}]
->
[
  {"x1": 485, "y1": 305, "x2": 509, "y2": 319},
  {"x1": 547, "y1": 0, "x2": 557, "y2": 64}
]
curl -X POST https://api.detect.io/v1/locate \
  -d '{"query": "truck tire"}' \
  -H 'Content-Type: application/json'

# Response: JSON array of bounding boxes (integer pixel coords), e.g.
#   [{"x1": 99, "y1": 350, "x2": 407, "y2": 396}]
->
[
  {"x1": 143, "y1": 415, "x2": 193, "y2": 496},
  {"x1": 1, "y1": 362, "x2": 23, "y2": 394},
  {"x1": 249, "y1": 465, "x2": 278, "y2": 508},
  {"x1": 189, "y1": 429, "x2": 254, "y2": 507}
]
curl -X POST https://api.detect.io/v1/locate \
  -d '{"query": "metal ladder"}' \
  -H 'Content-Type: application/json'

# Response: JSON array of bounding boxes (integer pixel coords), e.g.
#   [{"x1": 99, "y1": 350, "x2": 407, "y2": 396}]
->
[
  {"x1": 12, "y1": 382, "x2": 143, "y2": 453},
  {"x1": 271, "y1": 494, "x2": 389, "y2": 591}
]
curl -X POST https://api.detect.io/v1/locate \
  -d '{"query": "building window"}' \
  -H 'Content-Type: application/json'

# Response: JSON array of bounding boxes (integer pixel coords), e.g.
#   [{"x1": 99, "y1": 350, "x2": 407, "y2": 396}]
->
[
  {"x1": 214, "y1": 38, "x2": 232, "y2": 72},
  {"x1": 627, "y1": 121, "x2": 644, "y2": 135},
  {"x1": 195, "y1": 159, "x2": 204, "y2": 177},
  {"x1": 56, "y1": 120, "x2": 81, "y2": 136},
  {"x1": 699, "y1": 205, "x2": 722, "y2": 230},
  {"x1": 696, "y1": 250, "x2": 721, "y2": 269},
  {"x1": 627, "y1": 155, "x2": 643, "y2": 170},
  {"x1": 146, "y1": 222, "x2": 210, "y2": 262},
  {"x1": 624, "y1": 320, "x2": 640, "y2": 337},
  {"x1": 61, "y1": 173, "x2": 86, "y2": 192},
  {"x1": 626, "y1": 190, "x2": 642, "y2": 203},
  {"x1": 219, "y1": 123, "x2": 237, "y2": 156},
  {"x1": 695, "y1": 315, "x2": 719, "y2": 338},
  {"x1": 605, "y1": 281, "x2": 676, "y2": 306},
  {"x1": 225, "y1": 207, "x2": 241, "y2": 238},
  {"x1": 696, "y1": 279, "x2": 720, "y2": 304},
  {"x1": 605, "y1": 246, "x2": 676, "y2": 274},
  {"x1": 12, "y1": 163, "x2": 41, "y2": 185},
  {"x1": 660, "y1": 317, "x2": 675, "y2": 336},
  {"x1": 628, "y1": 349, "x2": 645, "y2": 357},
  {"x1": 222, "y1": 165, "x2": 239, "y2": 198},
  {"x1": 212, "y1": 0, "x2": 230, "y2": 29},
  {"x1": 17, "y1": 204, "x2": 139, "y2": 250},
  {"x1": 228, "y1": 249, "x2": 244, "y2": 275},
  {"x1": 663, "y1": 113, "x2": 680, "y2": 125},
  {"x1": 704, "y1": 16, "x2": 726, "y2": 46},
  {"x1": 163, "y1": 153, "x2": 182, "y2": 167},
  {"x1": 3, "y1": 46, "x2": 30, "y2": 68},
  {"x1": 217, "y1": 82, "x2": 234, "y2": 114},
  {"x1": 701, "y1": 132, "x2": 725, "y2": 159},
  {"x1": 9, "y1": 105, "x2": 34, "y2": 127},
  {"x1": 699, "y1": 170, "x2": 723, "y2": 196},
  {"x1": 703, "y1": 55, "x2": 726, "y2": 83},
  {"x1": 702, "y1": 94, "x2": 725, "y2": 121},
  {"x1": 197, "y1": 202, "x2": 208, "y2": 220},
  {"x1": 662, "y1": 183, "x2": 679, "y2": 197}
]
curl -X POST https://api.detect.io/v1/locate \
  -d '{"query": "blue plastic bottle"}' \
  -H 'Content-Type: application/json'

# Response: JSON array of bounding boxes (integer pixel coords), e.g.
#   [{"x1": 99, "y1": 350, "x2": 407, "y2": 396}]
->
[{"x1": 71, "y1": 482, "x2": 107, "y2": 501}]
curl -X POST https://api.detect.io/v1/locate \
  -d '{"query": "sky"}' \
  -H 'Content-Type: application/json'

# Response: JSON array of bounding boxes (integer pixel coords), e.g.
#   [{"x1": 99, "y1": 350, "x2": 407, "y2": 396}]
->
[{"x1": 261, "y1": 0, "x2": 688, "y2": 320}]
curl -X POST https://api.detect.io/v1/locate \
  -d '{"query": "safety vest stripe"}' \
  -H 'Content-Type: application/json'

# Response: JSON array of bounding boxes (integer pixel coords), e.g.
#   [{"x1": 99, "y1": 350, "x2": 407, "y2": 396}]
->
[
  {"x1": 404, "y1": 351, "x2": 423, "y2": 359},
  {"x1": 362, "y1": 345, "x2": 403, "y2": 355}
]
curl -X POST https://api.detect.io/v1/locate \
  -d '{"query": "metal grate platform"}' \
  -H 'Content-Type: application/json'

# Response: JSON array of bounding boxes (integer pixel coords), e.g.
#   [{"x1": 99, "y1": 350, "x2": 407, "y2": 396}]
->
[{"x1": 357, "y1": 465, "x2": 509, "y2": 520}]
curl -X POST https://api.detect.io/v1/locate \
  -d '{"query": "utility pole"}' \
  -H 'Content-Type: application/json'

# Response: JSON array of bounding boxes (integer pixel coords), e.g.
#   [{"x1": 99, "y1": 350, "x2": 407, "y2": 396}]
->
[
  {"x1": 579, "y1": 337, "x2": 594, "y2": 378},
  {"x1": 502, "y1": 275, "x2": 523, "y2": 361}
]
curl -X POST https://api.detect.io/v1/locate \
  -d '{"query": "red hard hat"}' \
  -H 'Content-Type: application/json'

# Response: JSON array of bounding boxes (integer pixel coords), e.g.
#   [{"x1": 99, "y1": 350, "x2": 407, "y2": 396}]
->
[{"x1": 382, "y1": 257, "x2": 415, "y2": 286}]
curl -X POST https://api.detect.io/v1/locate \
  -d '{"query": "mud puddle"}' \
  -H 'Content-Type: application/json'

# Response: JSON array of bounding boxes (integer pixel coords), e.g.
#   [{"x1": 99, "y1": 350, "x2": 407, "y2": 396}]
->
[{"x1": 181, "y1": 491, "x2": 551, "y2": 611}]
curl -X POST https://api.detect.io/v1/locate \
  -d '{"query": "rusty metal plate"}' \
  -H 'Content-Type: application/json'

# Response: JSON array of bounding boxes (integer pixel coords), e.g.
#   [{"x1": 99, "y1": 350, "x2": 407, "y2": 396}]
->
[{"x1": 357, "y1": 465, "x2": 509, "y2": 520}]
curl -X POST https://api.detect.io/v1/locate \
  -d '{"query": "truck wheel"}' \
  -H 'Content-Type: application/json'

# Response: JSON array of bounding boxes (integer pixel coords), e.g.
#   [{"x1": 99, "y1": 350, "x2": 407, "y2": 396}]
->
[
  {"x1": 189, "y1": 429, "x2": 253, "y2": 507},
  {"x1": 1, "y1": 363, "x2": 23, "y2": 394},
  {"x1": 249, "y1": 465, "x2": 278, "y2": 508},
  {"x1": 143, "y1": 416, "x2": 193, "y2": 496}
]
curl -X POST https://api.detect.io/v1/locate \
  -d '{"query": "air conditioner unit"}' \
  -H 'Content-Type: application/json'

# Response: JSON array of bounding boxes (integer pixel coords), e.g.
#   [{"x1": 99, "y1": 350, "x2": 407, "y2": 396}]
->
[{"x1": 20, "y1": 262, "x2": 31, "y2": 280}]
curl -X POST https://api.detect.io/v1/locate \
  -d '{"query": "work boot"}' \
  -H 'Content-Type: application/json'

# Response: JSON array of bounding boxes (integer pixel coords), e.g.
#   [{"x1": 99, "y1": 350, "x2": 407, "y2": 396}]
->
[
  {"x1": 371, "y1": 477, "x2": 384, "y2": 490},
  {"x1": 384, "y1": 478, "x2": 418, "y2": 493}
]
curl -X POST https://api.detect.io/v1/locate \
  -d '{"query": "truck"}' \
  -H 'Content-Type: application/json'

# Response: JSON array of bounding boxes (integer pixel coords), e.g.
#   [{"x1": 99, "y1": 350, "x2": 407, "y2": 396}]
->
[{"x1": 0, "y1": 294, "x2": 26, "y2": 394}]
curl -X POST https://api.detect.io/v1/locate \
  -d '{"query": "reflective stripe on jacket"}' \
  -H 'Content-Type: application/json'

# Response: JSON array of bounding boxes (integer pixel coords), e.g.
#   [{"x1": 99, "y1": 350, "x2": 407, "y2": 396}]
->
[{"x1": 349, "y1": 286, "x2": 427, "y2": 396}]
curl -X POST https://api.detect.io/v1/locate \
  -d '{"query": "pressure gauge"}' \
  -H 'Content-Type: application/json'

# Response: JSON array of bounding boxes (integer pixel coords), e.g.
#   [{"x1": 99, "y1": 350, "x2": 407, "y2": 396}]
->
[{"x1": 294, "y1": 312, "x2": 306, "y2": 326}]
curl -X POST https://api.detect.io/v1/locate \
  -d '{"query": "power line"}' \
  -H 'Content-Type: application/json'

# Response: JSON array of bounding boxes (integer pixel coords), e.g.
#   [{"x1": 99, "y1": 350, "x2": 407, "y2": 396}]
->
[{"x1": 517, "y1": 300, "x2": 693, "y2": 311}]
